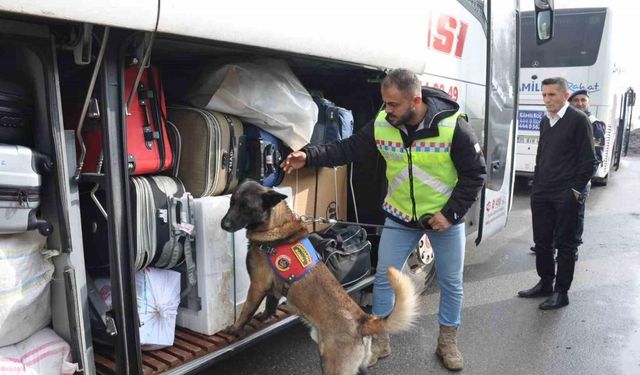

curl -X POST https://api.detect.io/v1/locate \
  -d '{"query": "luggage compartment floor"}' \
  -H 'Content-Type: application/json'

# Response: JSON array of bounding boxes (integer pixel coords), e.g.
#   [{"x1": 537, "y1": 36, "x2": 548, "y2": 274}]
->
[{"x1": 94, "y1": 306, "x2": 292, "y2": 375}]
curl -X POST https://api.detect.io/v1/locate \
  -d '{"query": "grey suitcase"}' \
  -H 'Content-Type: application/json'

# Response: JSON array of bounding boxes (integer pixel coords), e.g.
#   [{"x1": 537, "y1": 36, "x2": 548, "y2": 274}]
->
[
  {"x1": 0, "y1": 144, "x2": 53, "y2": 235},
  {"x1": 167, "y1": 106, "x2": 244, "y2": 197}
]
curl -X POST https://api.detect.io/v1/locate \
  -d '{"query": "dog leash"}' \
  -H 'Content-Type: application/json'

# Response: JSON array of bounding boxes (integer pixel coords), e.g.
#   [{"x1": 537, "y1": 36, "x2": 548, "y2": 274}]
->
[{"x1": 295, "y1": 214, "x2": 428, "y2": 233}]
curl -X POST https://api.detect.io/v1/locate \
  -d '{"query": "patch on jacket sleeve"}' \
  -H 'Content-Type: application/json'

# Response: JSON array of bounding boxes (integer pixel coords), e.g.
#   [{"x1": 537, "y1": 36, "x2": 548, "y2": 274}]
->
[{"x1": 474, "y1": 143, "x2": 482, "y2": 154}]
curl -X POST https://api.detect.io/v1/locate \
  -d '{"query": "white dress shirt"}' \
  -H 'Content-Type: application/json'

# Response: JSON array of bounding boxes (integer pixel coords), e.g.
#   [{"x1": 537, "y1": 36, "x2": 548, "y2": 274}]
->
[{"x1": 548, "y1": 101, "x2": 570, "y2": 127}]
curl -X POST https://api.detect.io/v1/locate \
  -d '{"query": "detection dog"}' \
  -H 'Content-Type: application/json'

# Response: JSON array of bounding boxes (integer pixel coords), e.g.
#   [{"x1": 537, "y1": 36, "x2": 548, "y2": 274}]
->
[{"x1": 221, "y1": 180, "x2": 418, "y2": 375}]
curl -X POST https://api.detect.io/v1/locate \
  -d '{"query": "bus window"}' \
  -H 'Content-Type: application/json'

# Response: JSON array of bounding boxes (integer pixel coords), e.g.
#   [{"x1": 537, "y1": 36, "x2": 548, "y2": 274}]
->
[{"x1": 521, "y1": 9, "x2": 606, "y2": 68}]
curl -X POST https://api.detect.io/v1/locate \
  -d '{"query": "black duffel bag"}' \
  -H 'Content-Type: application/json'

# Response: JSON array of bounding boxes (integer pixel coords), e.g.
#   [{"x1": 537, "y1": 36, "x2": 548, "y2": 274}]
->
[{"x1": 309, "y1": 224, "x2": 372, "y2": 286}]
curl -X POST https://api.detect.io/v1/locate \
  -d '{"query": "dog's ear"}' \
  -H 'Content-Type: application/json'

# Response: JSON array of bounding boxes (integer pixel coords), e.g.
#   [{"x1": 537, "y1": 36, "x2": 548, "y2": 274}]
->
[{"x1": 262, "y1": 190, "x2": 288, "y2": 209}]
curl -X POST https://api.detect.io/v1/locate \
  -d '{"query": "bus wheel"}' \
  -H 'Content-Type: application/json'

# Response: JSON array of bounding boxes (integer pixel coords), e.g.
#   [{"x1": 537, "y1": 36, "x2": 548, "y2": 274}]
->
[{"x1": 592, "y1": 175, "x2": 608, "y2": 186}]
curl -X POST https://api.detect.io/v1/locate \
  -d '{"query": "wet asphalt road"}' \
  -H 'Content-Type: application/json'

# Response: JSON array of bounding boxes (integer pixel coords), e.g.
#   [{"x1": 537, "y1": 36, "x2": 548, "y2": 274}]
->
[{"x1": 202, "y1": 157, "x2": 640, "y2": 375}]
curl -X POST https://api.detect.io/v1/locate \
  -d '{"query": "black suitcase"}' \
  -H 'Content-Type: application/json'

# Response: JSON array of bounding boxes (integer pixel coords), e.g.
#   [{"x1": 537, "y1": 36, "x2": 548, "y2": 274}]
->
[
  {"x1": 81, "y1": 176, "x2": 195, "y2": 278},
  {"x1": 0, "y1": 79, "x2": 33, "y2": 146},
  {"x1": 241, "y1": 123, "x2": 287, "y2": 187}
]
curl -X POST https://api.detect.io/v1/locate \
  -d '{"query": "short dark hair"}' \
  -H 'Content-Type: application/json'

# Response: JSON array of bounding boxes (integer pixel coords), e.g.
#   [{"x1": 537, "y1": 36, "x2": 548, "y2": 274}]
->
[
  {"x1": 382, "y1": 68, "x2": 421, "y2": 95},
  {"x1": 541, "y1": 77, "x2": 568, "y2": 92}
]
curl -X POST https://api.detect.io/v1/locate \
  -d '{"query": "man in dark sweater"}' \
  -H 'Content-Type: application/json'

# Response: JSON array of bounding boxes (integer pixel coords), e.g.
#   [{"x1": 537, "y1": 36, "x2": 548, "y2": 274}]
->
[{"x1": 518, "y1": 77, "x2": 598, "y2": 310}]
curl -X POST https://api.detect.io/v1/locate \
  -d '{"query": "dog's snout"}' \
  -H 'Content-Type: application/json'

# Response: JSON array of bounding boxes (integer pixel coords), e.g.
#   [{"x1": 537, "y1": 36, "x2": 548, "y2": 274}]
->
[{"x1": 221, "y1": 215, "x2": 232, "y2": 232}]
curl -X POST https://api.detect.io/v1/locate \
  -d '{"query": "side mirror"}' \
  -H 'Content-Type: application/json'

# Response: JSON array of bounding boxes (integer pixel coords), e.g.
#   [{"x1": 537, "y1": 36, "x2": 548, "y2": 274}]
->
[{"x1": 534, "y1": 0, "x2": 554, "y2": 44}]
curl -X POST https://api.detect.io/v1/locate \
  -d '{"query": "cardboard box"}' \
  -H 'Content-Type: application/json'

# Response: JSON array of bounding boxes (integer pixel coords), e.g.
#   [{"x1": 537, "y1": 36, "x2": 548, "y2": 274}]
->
[
  {"x1": 314, "y1": 166, "x2": 347, "y2": 231},
  {"x1": 279, "y1": 166, "x2": 348, "y2": 232}
]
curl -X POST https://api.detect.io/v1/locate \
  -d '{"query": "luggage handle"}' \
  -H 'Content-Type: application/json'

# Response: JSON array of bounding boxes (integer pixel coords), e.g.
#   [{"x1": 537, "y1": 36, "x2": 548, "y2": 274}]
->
[{"x1": 146, "y1": 68, "x2": 168, "y2": 170}]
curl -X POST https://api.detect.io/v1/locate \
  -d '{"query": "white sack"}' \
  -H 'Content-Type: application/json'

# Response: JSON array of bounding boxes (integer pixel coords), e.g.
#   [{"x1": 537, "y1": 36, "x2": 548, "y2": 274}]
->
[
  {"x1": 0, "y1": 328, "x2": 78, "y2": 375},
  {"x1": 0, "y1": 231, "x2": 55, "y2": 347},
  {"x1": 185, "y1": 58, "x2": 318, "y2": 150},
  {"x1": 95, "y1": 267, "x2": 181, "y2": 351}
]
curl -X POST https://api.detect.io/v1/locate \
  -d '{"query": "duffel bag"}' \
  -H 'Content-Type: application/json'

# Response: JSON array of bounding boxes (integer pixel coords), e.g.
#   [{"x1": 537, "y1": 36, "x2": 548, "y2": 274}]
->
[{"x1": 308, "y1": 224, "x2": 372, "y2": 286}]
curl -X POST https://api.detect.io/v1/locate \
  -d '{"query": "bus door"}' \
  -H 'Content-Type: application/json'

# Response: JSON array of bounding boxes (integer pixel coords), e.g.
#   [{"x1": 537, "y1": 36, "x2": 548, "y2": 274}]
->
[{"x1": 476, "y1": 0, "x2": 519, "y2": 245}]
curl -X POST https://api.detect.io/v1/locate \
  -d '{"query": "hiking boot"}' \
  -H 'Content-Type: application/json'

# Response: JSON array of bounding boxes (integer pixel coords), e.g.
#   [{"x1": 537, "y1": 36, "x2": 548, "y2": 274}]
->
[
  {"x1": 436, "y1": 325, "x2": 464, "y2": 371},
  {"x1": 367, "y1": 333, "x2": 391, "y2": 367}
]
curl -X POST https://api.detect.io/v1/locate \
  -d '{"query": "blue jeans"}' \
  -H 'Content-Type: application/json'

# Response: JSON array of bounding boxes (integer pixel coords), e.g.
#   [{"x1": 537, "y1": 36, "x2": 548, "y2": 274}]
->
[{"x1": 372, "y1": 218, "x2": 466, "y2": 327}]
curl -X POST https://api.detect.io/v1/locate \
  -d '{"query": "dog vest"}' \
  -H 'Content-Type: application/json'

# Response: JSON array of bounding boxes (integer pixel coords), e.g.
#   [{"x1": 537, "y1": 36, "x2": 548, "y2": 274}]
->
[{"x1": 265, "y1": 237, "x2": 319, "y2": 283}]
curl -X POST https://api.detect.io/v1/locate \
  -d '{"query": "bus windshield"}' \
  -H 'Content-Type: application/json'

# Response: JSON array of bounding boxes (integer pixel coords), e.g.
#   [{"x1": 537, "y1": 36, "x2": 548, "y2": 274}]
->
[{"x1": 520, "y1": 8, "x2": 606, "y2": 68}]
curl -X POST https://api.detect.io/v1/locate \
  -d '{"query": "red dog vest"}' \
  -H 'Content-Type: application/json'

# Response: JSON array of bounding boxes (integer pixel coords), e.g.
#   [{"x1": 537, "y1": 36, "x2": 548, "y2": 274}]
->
[{"x1": 267, "y1": 237, "x2": 319, "y2": 282}]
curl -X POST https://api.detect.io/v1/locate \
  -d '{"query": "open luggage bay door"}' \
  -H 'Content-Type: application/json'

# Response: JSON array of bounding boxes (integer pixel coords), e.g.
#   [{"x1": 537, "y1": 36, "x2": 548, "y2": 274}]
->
[{"x1": 476, "y1": 0, "x2": 519, "y2": 244}]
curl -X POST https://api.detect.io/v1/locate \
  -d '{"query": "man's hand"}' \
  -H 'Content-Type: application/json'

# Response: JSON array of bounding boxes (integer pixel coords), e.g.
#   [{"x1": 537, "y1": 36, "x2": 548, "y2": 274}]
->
[
  {"x1": 281, "y1": 151, "x2": 307, "y2": 173},
  {"x1": 428, "y1": 212, "x2": 452, "y2": 232},
  {"x1": 571, "y1": 189, "x2": 581, "y2": 201}
]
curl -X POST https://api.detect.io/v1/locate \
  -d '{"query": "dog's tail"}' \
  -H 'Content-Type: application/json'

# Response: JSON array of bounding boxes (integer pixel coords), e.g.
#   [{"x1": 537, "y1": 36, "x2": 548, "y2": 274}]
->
[{"x1": 359, "y1": 267, "x2": 419, "y2": 336}]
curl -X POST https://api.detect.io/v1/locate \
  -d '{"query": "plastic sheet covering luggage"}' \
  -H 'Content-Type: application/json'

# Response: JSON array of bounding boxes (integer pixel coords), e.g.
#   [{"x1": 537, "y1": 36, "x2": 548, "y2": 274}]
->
[
  {"x1": 94, "y1": 268, "x2": 181, "y2": 351},
  {"x1": 0, "y1": 328, "x2": 78, "y2": 374},
  {"x1": 185, "y1": 59, "x2": 317, "y2": 150},
  {"x1": 0, "y1": 231, "x2": 56, "y2": 347}
]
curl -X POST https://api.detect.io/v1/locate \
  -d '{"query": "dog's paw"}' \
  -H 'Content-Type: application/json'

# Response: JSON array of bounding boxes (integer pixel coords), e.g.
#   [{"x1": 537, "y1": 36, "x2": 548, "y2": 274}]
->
[
  {"x1": 222, "y1": 325, "x2": 244, "y2": 337},
  {"x1": 254, "y1": 311, "x2": 275, "y2": 322}
]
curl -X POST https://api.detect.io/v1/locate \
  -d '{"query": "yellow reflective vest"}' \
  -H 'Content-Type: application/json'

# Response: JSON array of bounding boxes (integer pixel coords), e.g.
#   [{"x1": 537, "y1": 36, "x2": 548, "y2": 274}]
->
[{"x1": 374, "y1": 110, "x2": 459, "y2": 222}]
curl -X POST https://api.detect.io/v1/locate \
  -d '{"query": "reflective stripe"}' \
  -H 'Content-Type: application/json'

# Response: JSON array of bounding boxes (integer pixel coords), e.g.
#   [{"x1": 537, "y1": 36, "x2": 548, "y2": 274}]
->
[{"x1": 387, "y1": 166, "x2": 453, "y2": 197}]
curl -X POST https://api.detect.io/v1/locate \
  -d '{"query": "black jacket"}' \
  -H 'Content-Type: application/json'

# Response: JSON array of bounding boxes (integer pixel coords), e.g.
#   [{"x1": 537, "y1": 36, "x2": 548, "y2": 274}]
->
[
  {"x1": 303, "y1": 87, "x2": 487, "y2": 227},
  {"x1": 533, "y1": 105, "x2": 598, "y2": 194}
]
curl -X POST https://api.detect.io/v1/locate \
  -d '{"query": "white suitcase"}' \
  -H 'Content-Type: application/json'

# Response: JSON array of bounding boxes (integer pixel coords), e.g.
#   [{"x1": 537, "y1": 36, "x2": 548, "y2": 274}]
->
[{"x1": 176, "y1": 187, "x2": 292, "y2": 335}]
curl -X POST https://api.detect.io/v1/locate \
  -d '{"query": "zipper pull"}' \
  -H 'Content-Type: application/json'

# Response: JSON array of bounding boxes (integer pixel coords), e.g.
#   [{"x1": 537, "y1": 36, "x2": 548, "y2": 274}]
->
[{"x1": 17, "y1": 191, "x2": 29, "y2": 208}]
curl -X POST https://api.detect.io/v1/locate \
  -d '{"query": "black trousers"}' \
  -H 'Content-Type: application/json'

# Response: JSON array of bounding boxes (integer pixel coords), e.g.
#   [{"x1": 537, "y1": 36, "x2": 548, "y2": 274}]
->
[{"x1": 531, "y1": 188, "x2": 583, "y2": 292}]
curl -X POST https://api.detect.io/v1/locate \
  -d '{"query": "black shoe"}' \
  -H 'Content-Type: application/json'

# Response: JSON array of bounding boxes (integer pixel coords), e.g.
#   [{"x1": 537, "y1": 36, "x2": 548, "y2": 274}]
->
[
  {"x1": 539, "y1": 292, "x2": 569, "y2": 310},
  {"x1": 517, "y1": 280, "x2": 553, "y2": 298}
]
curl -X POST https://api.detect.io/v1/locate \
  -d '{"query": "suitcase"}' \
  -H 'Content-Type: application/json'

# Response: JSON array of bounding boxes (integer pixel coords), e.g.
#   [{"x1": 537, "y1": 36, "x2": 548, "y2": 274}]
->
[
  {"x1": 81, "y1": 65, "x2": 174, "y2": 174},
  {"x1": 241, "y1": 123, "x2": 286, "y2": 187},
  {"x1": 0, "y1": 79, "x2": 33, "y2": 146},
  {"x1": 167, "y1": 106, "x2": 243, "y2": 197},
  {"x1": 309, "y1": 97, "x2": 354, "y2": 144},
  {"x1": 81, "y1": 176, "x2": 195, "y2": 282},
  {"x1": 0, "y1": 145, "x2": 53, "y2": 236}
]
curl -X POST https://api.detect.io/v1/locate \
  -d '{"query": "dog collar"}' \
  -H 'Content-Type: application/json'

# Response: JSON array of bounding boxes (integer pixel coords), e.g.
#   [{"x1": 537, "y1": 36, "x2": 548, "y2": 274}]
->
[{"x1": 264, "y1": 237, "x2": 319, "y2": 283}]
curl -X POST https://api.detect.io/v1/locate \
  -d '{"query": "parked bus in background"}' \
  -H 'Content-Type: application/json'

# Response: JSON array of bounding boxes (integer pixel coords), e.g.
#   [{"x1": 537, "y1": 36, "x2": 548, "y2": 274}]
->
[{"x1": 517, "y1": 7, "x2": 624, "y2": 185}]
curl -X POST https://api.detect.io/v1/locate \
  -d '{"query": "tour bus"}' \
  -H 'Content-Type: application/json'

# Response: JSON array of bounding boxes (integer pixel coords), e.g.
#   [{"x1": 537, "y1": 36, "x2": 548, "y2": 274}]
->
[
  {"x1": 517, "y1": 7, "x2": 623, "y2": 185},
  {"x1": 0, "y1": 1, "x2": 544, "y2": 374}
]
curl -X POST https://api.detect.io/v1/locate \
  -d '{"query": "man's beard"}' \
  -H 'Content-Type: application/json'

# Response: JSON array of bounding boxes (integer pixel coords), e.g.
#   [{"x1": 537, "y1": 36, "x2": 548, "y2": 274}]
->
[{"x1": 386, "y1": 109, "x2": 414, "y2": 126}]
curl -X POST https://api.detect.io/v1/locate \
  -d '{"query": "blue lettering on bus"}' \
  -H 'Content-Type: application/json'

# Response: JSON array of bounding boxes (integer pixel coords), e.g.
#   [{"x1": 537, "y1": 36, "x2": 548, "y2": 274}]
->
[
  {"x1": 517, "y1": 110, "x2": 545, "y2": 131},
  {"x1": 520, "y1": 81, "x2": 601, "y2": 94}
]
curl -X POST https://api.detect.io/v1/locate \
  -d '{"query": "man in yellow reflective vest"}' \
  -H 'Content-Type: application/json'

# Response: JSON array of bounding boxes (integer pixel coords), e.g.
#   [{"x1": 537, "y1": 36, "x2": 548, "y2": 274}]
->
[{"x1": 282, "y1": 68, "x2": 486, "y2": 371}]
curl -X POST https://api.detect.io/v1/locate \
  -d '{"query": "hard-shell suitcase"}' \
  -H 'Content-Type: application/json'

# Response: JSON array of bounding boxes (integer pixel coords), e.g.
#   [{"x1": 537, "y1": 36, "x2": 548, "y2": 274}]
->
[
  {"x1": 0, "y1": 79, "x2": 33, "y2": 146},
  {"x1": 81, "y1": 176, "x2": 195, "y2": 282},
  {"x1": 241, "y1": 123, "x2": 286, "y2": 187},
  {"x1": 82, "y1": 65, "x2": 174, "y2": 174},
  {"x1": 177, "y1": 186, "x2": 292, "y2": 335},
  {"x1": 309, "y1": 97, "x2": 354, "y2": 144},
  {"x1": 167, "y1": 106, "x2": 243, "y2": 197},
  {"x1": 0, "y1": 145, "x2": 53, "y2": 236}
]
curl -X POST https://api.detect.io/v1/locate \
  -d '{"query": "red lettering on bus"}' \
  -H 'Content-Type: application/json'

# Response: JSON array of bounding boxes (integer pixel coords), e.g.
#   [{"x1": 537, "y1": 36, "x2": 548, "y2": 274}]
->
[{"x1": 428, "y1": 14, "x2": 469, "y2": 59}]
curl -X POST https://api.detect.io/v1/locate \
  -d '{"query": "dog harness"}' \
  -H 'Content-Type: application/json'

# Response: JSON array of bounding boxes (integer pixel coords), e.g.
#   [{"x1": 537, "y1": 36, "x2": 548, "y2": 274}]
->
[{"x1": 262, "y1": 237, "x2": 319, "y2": 283}]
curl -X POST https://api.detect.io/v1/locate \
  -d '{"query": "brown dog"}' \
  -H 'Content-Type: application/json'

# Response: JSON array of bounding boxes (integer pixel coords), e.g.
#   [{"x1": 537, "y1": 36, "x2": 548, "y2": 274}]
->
[{"x1": 221, "y1": 180, "x2": 418, "y2": 375}]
